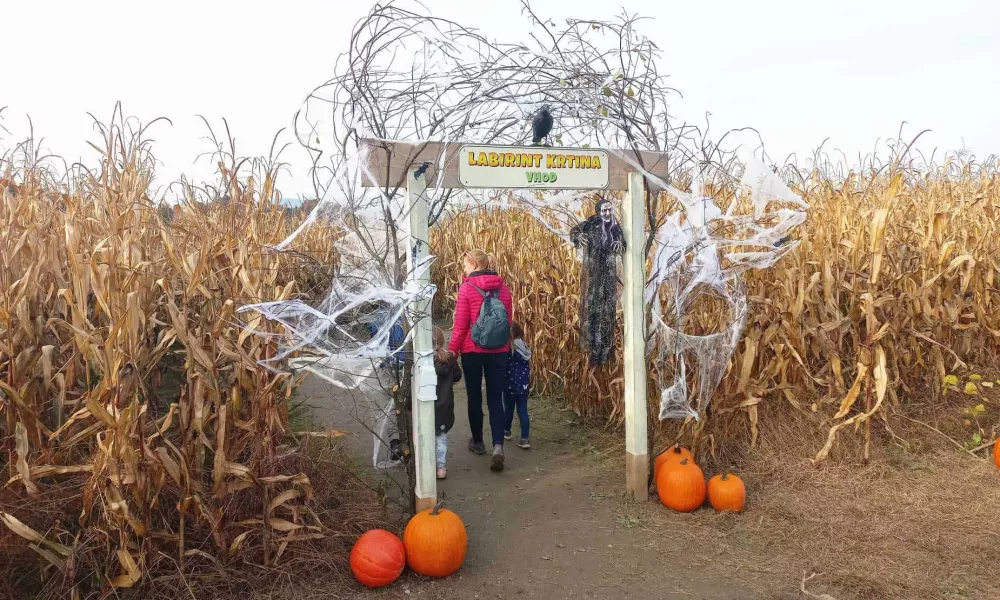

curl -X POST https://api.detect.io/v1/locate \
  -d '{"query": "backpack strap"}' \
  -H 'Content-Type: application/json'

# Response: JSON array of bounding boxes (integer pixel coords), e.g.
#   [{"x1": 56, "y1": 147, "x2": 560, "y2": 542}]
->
[{"x1": 467, "y1": 283, "x2": 496, "y2": 299}]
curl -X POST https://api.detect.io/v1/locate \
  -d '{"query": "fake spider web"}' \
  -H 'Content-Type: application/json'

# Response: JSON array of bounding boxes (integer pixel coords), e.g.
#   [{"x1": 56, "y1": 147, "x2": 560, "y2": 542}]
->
[
  {"x1": 485, "y1": 149, "x2": 806, "y2": 421},
  {"x1": 237, "y1": 5, "x2": 809, "y2": 469}
]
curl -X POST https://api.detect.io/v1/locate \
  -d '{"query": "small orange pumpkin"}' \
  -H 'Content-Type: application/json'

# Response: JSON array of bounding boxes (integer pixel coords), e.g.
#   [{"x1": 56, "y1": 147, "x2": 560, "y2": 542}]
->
[
  {"x1": 993, "y1": 440, "x2": 1000, "y2": 469},
  {"x1": 707, "y1": 473, "x2": 746, "y2": 512},
  {"x1": 654, "y1": 443, "x2": 695, "y2": 481},
  {"x1": 350, "y1": 529, "x2": 405, "y2": 588},
  {"x1": 656, "y1": 457, "x2": 706, "y2": 512},
  {"x1": 403, "y1": 501, "x2": 467, "y2": 577}
]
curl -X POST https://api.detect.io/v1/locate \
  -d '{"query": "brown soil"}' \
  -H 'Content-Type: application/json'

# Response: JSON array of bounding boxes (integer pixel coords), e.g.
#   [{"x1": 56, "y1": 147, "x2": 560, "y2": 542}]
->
[{"x1": 293, "y1": 371, "x2": 1000, "y2": 600}]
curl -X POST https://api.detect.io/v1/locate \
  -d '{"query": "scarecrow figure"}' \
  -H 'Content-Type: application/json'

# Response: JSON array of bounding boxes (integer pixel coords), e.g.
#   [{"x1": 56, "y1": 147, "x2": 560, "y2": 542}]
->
[{"x1": 570, "y1": 197, "x2": 626, "y2": 366}]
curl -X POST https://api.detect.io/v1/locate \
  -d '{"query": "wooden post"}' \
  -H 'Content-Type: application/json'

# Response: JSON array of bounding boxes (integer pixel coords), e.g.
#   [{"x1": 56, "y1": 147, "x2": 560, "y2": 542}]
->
[
  {"x1": 622, "y1": 171, "x2": 648, "y2": 502},
  {"x1": 407, "y1": 168, "x2": 437, "y2": 512}
]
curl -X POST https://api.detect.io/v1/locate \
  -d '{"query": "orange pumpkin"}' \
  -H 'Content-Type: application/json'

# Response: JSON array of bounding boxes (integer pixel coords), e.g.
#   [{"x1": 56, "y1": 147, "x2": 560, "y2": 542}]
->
[
  {"x1": 654, "y1": 443, "x2": 695, "y2": 481},
  {"x1": 656, "y1": 458, "x2": 706, "y2": 512},
  {"x1": 403, "y1": 501, "x2": 467, "y2": 577},
  {"x1": 993, "y1": 440, "x2": 1000, "y2": 469},
  {"x1": 350, "y1": 529, "x2": 405, "y2": 588},
  {"x1": 707, "y1": 473, "x2": 746, "y2": 512}
]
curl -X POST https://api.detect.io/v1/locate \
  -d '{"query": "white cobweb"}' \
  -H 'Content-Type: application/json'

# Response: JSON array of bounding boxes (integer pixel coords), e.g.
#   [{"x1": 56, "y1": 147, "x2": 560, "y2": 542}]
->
[
  {"x1": 496, "y1": 147, "x2": 807, "y2": 421},
  {"x1": 236, "y1": 2, "x2": 809, "y2": 469},
  {"x1": 642, "y1": 152, "x2": 807, "y2": 420}
]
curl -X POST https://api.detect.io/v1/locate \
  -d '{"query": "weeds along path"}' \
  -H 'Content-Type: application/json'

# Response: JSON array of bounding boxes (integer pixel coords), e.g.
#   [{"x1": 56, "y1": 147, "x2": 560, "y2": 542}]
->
[{"x1": 295, "y1": 374, "x2": 770, "y2": 600}]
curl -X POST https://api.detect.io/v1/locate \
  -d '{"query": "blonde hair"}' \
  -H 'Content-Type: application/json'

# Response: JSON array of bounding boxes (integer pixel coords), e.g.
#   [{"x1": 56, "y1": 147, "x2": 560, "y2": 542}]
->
[
  {"x1": 433, "y1": 327, "x2": 450, "y2": 363},
  {"x1": 462, "y1": 248, "x2": 493, "y2": 271}
]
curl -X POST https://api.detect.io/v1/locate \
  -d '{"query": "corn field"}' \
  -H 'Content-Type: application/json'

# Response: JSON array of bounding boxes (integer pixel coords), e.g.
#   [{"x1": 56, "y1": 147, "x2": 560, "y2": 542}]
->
[
  {"x1": 0, "y1": 120, "x2": 339, "y2": 597},
  {"x1": 3, "y1": 113, "x2": 1000, "y2": 597},
  {"x1": 430, "y1": 166, "x2": 1000, "y2": 457}
]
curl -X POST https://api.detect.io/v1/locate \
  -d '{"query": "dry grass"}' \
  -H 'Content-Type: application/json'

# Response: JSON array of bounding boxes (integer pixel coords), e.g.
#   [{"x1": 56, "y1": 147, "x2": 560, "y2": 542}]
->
[
  {"x1": 430, "y1": 167, "x2": 1000, "y2": 461},
  {"x1": 564, "y1": 407, "x2": 1000, "y2": 599},
  {"x1": 681, "y1": 416, "x2": 1000, "y2": 600}
]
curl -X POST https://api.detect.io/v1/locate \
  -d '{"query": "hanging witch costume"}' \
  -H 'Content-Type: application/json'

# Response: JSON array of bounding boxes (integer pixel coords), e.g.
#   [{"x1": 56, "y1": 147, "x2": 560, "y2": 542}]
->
[{"x1": 569, "y1": 197, "x2": 626, "y2": 366}]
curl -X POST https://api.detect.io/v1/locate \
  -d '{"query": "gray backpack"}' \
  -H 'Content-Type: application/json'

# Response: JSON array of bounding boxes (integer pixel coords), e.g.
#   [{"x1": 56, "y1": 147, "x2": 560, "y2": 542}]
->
[{"x1": 469, "y1": 284, "x2": 510, "y2": 349}]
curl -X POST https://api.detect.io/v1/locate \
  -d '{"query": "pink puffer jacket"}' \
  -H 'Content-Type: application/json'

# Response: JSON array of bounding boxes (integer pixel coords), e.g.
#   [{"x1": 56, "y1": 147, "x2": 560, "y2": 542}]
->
[{"x1": 448, "y1": 271, "x2": 514, "y2": 355}]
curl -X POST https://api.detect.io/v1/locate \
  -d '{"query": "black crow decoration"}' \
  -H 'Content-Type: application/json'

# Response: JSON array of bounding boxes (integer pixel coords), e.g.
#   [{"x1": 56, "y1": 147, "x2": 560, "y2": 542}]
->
[
  {"x1": 413, "y1": 161, "x2": 432, "y2": 180},
  {"x1": 531, "y1": 105, "x2": 553, "y2": 146}
]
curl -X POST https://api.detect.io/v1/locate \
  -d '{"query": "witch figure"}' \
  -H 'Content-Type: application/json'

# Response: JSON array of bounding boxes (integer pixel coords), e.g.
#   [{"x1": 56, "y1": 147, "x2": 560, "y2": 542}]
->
[{"x1": 569, "y1": 197, "x2": 626, "y2": 366}]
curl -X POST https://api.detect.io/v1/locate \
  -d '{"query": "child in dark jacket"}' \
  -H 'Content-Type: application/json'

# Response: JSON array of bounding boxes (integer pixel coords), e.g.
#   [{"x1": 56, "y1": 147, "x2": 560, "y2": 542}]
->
[
  {"x1": 434, "y1": 327, "x2": 462, "y2": 479},
  {"x1": 503, "y1": 322, "x2": 532, "y2": 449}
]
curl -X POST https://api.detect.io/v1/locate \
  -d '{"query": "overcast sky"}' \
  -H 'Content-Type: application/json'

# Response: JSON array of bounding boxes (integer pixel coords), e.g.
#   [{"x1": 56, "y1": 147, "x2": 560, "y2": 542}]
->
[{"x1": 3, "y1": 0, "x2": 997, "y2": 199}]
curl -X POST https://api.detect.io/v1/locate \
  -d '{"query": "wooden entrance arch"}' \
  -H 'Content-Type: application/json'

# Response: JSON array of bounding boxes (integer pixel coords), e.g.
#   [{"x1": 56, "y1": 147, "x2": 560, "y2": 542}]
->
[{"x1": 360, "y1": 138, "x2": 667, "y2": 511}]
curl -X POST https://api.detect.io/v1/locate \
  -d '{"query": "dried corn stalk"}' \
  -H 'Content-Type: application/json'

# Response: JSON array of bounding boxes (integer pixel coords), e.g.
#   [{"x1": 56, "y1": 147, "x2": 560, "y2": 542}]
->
[{"x1": 0, "y1": 110, "x2": 337, "y2": 594}]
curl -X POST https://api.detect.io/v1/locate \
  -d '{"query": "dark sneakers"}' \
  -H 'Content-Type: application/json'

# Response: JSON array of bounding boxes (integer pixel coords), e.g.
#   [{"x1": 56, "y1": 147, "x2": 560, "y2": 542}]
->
[
  {"x1": 490, "y1": 445, "x2": 505, "y2": 472},
  {"x1": 468, "y1": 438, "x2": 486, "y2": 455}
]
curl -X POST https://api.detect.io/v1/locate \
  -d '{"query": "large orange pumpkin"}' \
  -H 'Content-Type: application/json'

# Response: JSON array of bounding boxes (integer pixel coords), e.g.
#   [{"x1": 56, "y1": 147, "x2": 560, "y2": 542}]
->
[
  {"x1": 707, "y1": 473, "x2": 746, "y2": 512},
  {"x1": 350, "y1": 529, "x2": 405, "y2": 588},
  {"x1": 403, "y1": 501, "x2": 467, "y2": 577},
  {"x1": 654, "y1": 443, "x2": 695, "y2": 481},
  {"x1": 656, "y1": 458, "x2": 706, "y2": 512},
  {"x1": 993, "y1": 440, "x2": 1000, "y2": 469}
]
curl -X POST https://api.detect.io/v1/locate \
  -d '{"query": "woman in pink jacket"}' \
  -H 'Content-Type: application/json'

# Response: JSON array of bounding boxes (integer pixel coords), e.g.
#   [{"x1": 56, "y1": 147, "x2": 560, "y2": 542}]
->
[{"x1": 447, "y1": 249, "x2": 514, "y2": 472}]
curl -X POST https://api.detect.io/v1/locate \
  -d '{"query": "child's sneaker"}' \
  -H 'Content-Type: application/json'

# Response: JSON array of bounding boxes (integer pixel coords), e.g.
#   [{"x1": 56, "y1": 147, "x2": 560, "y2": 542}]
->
[
  {"x1": 517, "y1": 438, "x2": 531, "y2": 450},
  {"x1": 468, "y1": 438, "x2": 486, "y2": 455},
  {"x1": 490, "y1": 445, "x2": 505, "y2": 472},
  {"x1": 503, "y1": 430, "x2": 512, "y2": 440},
  {"x1": 436, "y1": 468, "x2": 447, "y2": 480}
]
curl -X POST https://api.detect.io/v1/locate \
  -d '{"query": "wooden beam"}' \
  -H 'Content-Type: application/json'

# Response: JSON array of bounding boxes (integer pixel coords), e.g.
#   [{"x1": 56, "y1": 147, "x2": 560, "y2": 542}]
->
[
  {"x1": 359, "y1": 138, "x2": 669, "y2": 191},
  {"x1": 407, "y1": 167, "x2": 437, "y2": 512},
  {"x1": 622, "y1": 171, "x2": 648, "y2": 502}
]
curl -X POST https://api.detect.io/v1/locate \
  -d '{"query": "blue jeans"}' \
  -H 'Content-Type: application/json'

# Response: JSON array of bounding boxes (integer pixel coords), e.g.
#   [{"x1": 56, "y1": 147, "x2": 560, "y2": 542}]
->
[{"x1": 503, "y1": 390, "x2": 529, "y2": 439}]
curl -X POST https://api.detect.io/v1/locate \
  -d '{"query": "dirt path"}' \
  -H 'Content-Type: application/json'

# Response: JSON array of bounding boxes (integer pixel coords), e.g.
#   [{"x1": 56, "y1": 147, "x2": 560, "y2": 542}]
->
[
  {"x1": 294, "y1": 357, "x2": 1000, "y2": 600},
  {"x1": 295, "y1": 373, "x2": 787, "y2": 600}
]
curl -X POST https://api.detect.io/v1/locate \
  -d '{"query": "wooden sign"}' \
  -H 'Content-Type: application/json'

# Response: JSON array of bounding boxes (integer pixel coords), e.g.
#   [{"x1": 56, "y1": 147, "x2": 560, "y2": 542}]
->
[
  {"x1": 359, "y1": 138, "x2": 669, "y2": 191},
  {"x1": 458, "y1": 144, "x2": 609, "y2": 189}
]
